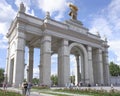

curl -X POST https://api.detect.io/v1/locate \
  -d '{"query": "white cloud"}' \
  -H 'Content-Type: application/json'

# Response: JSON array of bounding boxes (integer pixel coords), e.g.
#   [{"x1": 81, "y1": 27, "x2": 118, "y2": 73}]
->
[
  {"x1": 109, "y1": 40, "x2": 120, "y2": 63},
  {"x1": 0, "y1": 23, "x2": 8, "y2": 35},
  {"x1": 89, "y1": 18, "x2": 112, "y2": 37},
  {"x1": 24, "y1": 67, "x2": 39, "y2": 79},
  {"x1": 0, "y1": 0, "x2": 16, "y2": 49},
  {"x1": 70, "y1": 55, "x2": 76, "y2": 75},
  {"x1": 0, "y1": 0, "x2": 16, "y2": 23},
  {"x1": 70, "y1": 55, "x2": 76, "y2": 66},
  {"x1": 89, "y1": 0, "x2": 120, "y2": 64},
  {"x1": 36, "y1": 0, "x2": 72, "y2": 20},
  {"x1": 0, "y1": 0, "x2": 35, "y2": 49},
  {"x1": 33, "y1": 67, "x2": 39, "y2": 78},
  {"x1": 0, "y1": 0, "x2": 16, "y2": 34},
  {"x1": 51, "y1": 54, "x2": 57, "y2": 64},
  {"x1": 0, "y1": 35, "x2": 8, "y2": 49},
  {"x1": 107, "y1": 0, "x2": 120, "y2": 22}
]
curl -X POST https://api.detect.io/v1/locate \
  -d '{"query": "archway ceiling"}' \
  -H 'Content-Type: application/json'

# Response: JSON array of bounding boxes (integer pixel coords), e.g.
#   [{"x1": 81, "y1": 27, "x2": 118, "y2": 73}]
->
[
  {"x1": 25, "y1": 33, "x2": 85, "y2": 56},
  {"x1": 25, "y1": 34, "x2": 61, "y2": 52},
  {"x1": 71, "y1": 46, "x2": 83, "y2": 56}
]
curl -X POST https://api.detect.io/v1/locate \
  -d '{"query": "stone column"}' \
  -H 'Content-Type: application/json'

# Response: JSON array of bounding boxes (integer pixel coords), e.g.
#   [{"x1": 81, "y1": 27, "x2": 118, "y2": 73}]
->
[
  {"x1": 13, "y1": 31, "x2": 26, "y2": 87},
  {"x1": 80, "y1": 54, "x2": 85, "y2": 84},
  {"x1": 84, "y1": 51, "x2": 89, "y2": 85},
  {"x1": 6, "y1": 43, "x2": 11, "y2": 84},
  {"x1": 58, "y1": 39, "x2": 70, "y2": 87},
  {"x1": 40, "y1": 35, "x2": 51, "y2": 86},
  {"x1": 5, "y1": 43, "x2": 9, "y2": 80},
  {"x1": 87, "y1": 46, "x2": 94, "y2": 85},
  {"x1": 75, "y1": 55, "x2": 80, "y2": 85},
  {"x1": 103, "y1": 49, "x2": 110, "y2": 85},
  {"x1": 38, "y1": 65, "x2": 41, "y2": 84},
  {"x1": 28, "y1": 46, "x2": 34, "y2": 83},
  {"x1": 97, "y1": 49, "x2": 104, "y2": 85}
]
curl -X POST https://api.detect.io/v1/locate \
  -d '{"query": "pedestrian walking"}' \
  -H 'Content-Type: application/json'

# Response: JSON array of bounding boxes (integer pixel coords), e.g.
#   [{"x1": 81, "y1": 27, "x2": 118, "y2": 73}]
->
[
  {"x1": 22, "y1": 81, "x2": 28, "y2": 96},
  {"x1": 3, "y1": 82, "x2": 7, "y2": 91},
  {"x1": 24, "y1": 81, "x2": 28, "y2": 96},
  {"x1": 27, "y1": 82, "x2": 32, "y2": 96}
]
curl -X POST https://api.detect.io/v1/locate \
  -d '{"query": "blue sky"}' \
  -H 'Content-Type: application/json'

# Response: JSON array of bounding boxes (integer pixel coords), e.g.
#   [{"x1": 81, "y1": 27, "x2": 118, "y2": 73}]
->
[{"x1": 0, "y1": 0, "x2": 120, "y2": 77}]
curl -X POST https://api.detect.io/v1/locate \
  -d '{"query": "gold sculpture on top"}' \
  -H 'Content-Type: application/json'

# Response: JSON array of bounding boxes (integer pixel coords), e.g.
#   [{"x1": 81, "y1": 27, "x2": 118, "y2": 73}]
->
[{"x1": 68, "y1": 3, "x2": 78, "y2": 20}]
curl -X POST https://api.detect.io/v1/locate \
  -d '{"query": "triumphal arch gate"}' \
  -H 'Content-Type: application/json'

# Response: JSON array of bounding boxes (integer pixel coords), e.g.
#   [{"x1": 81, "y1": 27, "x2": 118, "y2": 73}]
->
[{"x1": 6, "y1": 3, "x2": 110, "y2": 87}]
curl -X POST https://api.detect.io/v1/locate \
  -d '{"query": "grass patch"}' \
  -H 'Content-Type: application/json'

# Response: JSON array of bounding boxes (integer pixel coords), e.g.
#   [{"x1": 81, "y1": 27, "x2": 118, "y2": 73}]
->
[
  {"x1": 32, "y1": 85, "x2": 49, "y2": 90},
  {"x1": 40, "y1": 91, "x2": 70, "y2": 96},
  {"x1": 0, "y1": 89, "x2": 22, "y2": 96},
  {"x1": 54, "y1": 88, "x2": 120, "y2": 96},
  {"x1": 32, "y1": 86, "x2": 120, "y2": 96},
  {"x1": 32, "y1": 87, "x2": 71, "y2": 96}
]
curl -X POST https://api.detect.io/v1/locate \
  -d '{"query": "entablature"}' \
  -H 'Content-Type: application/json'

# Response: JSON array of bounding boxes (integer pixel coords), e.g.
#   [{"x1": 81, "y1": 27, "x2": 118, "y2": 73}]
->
[
  {"x1": 7, "y1": 12, "x2": 43, "y2": 38},
  {"x1": 7, "y1": 9, "x2": 109, "y2": 50}
]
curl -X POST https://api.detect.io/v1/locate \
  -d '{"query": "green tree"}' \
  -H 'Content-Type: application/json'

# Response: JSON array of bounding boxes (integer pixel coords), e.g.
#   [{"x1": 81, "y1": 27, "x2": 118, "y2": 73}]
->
[
  {"x1": 0, "y1": 68, "x2": 4, "y2": 83},
  {"x1": 51, "y1": 75, "x2": 58, "y2": 86},
  {"x1": 32, "y1": 78, "x2": 39, "y2": 85},
  {"x1": 109, "y1": 61, "x2": 120, "y2": 76},
  {"x1": 70, "y1": 75, "x2": 75, "y2": 84}
]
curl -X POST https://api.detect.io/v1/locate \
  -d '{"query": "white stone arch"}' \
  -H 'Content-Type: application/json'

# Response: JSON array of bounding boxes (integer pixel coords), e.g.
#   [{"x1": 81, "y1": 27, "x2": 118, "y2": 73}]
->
[{"x1": 68, "y1": 43, "x2": 89, "y2": 85}]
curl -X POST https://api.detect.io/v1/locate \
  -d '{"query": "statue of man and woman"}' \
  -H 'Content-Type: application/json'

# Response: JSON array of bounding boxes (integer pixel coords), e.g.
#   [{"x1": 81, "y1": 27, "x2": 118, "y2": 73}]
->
[{"x1": 68, "y1": 3, "x2": 78, "y2": 20}]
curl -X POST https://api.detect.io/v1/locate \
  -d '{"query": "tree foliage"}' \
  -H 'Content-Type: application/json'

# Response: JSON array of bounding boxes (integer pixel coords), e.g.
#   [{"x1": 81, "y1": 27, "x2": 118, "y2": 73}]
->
[
  {"x1": 32, "y1": 78, "x2": 39, "y2": 85},
  {"x1": 70, "y1": 75, "x2": 75, "y2": 84},
  {"x1": 51, "y1": 75, "x2": 58, "y2": 86},
  {"x1": 109, "y1": 62, "x2": 120, "y2": 76},
  {"x1": 0, "y1": 68, "x2": 4, "y2": 83}
]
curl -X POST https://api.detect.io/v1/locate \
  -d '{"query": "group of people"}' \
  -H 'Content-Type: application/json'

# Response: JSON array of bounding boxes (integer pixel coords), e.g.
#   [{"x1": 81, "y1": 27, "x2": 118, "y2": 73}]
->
[
  {"x1": 21, "y1": 81, "x2": 32, "y2": 96},
  {"x1": 3, "y1": 82, "x2": 7, "y2": 91}
]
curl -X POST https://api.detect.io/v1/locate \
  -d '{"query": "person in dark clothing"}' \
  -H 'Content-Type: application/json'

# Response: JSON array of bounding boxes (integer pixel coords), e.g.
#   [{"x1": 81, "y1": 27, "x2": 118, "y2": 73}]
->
[{"x1": 23, "y1": 81, "x2": 28, "y2": 96}]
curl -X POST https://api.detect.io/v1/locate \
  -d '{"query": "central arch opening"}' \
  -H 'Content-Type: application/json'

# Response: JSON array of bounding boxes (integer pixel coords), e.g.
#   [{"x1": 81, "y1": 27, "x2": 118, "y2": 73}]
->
[{"x1": 69, "y1": 43, "x2": 86, "y2": 86}]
